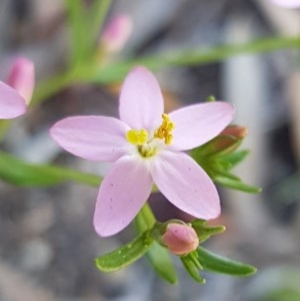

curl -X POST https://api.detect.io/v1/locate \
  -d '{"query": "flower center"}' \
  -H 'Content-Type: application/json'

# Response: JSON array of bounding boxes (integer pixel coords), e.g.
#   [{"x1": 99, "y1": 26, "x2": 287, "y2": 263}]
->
[{"x1": 126, "y1": 113, "x2": 175, "y2": 158}]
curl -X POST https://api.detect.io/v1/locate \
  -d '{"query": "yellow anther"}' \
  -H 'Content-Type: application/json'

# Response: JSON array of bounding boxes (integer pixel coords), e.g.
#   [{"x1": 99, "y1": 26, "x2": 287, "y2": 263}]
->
[
  {"x1": 154, "y1": 114, "x2": 175, "y2": 145},
  {"x1": 126, "y1": 129, "x2": 148, "y2": 145}
]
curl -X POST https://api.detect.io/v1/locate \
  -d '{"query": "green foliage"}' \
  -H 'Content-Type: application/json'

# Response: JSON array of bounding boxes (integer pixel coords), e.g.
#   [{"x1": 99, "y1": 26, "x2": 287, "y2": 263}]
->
[
  {"x1": 65, "y1": 0, "x2": 112, "y2": 66},
  {"x1": 197, "y1": 247, "x2": 257, "y2": 276},
  {"x1": 135, "y1": 204, "x2": 178, "y2": 284},
  {"x1": 0, "y1": 151, "x2": 101, "y2": 187},
  {"x1": 146, "y1": 242, "x2": 178, "y2": 284},
  {"x1": 191, "y1": 219, "x2": 225, "y2": 243},
  {"x1": 181, "y1": 246, "x2": 256, "y2": 284},
  {"x1": 32, "y1": 36, "x2": 300, "y2": 104},
  {"x1": 191, "y1": 135, "x2": 261, "y2": 193},
  {"x1": 181, "y1": 251, "x2": 205, "y2": 284},
  {"x1": 95, "y1": 231, "x2": 153, "y2": 272}
]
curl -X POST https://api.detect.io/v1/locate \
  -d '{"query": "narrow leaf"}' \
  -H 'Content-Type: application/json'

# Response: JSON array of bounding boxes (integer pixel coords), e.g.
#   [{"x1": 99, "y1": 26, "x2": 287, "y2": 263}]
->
[
  {"x1": 135, "y1": 204, "x2": 178, "y2": 284},
  {"x1": 66, "y1": 0, "x2": 88, "y2": 65},
  {"x1": 86, "y1": 0, "x2": 112, "y2": 55},
  {"x1": 181, "y1": 254, "x2": 205, "y2": 284},
  {"x1": 0, "y1": 151, "x2": 101, "y2": 187},
  {"x1": 147, "y1": 242, "x2": 178, "y2": 284},
  {"x1": 197, "y1": 247, "x2": 257, "y2": 276},
  {"x1": 214, "y1": 175, "x2": 262, "y2": 193},
  {"x1": 95, "y1": 231, "x2": 153, "y2": 272}
]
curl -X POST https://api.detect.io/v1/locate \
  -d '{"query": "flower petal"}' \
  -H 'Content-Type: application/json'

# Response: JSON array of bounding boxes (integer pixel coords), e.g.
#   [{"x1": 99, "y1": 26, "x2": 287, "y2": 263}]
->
[
  {"x1": 119, "y1": 66, "x2": 164, "y2": 131},
  {"x1": 94, "y1": 155, "x2": 153, "y2": 236},
  {"x1": 151, "y1": 151, "x2": 220, "y2": 220},
  {"x1": 271, "y1": 0, "x2": 300, "y2": 8},
  {"x1": 50, "y1": 116, "x2": 130, "y2": 161},
  {"x1": 169, "y1": 102, "x2": 235, "y2": 151},
  {"x1": 0, "y1": 81, "x2": 26, "y2": 119},
  {"x1": 7, "y1": 57, "x2": 35, "y2": 105}
]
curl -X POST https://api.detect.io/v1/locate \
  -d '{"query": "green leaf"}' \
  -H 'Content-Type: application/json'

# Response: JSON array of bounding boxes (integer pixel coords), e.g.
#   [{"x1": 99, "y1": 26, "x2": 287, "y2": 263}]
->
[
  {"x1": 134, "y1": 204, "x2": 178, "y2": 284},
  {"x1": 0, "y1": 151, "x2": 101, "y2": 187},
  {"x1": 214, "y1": 175, "x2": 262, "y2": 193},
  {"x1": 147, "y1": 242, "x2": 178, "y2": 284},
  {"x1": 180, "y1": 253, "x2": 205, "y2": 284},
  {"x1": 86, "y1": 0, "x2": 112, "y2": 55},
  {"x1": 197, "y1": 247, "x2": 257, "y2": 277},
  {"x1": 65, "y1": 0, "x2": 89, "y2": 65},
  {"x1": 95, "y1": 231, "x2": 153, "y2": 272}
]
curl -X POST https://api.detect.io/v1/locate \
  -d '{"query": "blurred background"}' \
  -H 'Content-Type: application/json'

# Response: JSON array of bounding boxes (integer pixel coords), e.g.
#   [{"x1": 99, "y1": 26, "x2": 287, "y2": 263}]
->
[{"x1": 1, "y1": 0, "x2": 300, "y2": 300}]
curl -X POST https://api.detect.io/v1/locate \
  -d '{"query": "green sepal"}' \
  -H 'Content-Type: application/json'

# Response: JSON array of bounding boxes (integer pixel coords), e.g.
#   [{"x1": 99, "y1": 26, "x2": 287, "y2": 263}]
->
[
  {"x1": 95, "y1": 231, "x2": 153, "y2": 272},
  {"x1": 190, "y1": 145, "x2": 261, "y2": 193},
  {"x1": 134, "y1": 204, "x2": 178, "y2": 284},
  {"x1": 191, "y1": 136, "x2": 242, "y2": 159},
  {"x1": 180, "y1": 252, "x2": 205, "y2": 284},
  {"x1": 221, "y1": 150, "x2": 249, "y2": 167},
  {"x1": 214, "y1": 175, "x2": 262, "y2": 193},
  {"x1": 0, "y1": 151, "x2": 101, "y2": 187},
  {"x1": 191, "y1": 219, "x2": 225, "y2": 243},
  {"x1": 197, "y1": 247, "x2": 257, "y2": 276}
]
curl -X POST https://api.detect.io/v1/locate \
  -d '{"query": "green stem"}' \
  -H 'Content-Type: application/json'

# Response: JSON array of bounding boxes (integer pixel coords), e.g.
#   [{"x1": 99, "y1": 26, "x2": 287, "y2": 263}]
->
[
  {"x1": 135, "y1": 203, "x2": 156, "y2": 232},
  {"x1": 92, "y1": 35, "x2": 300, "y2": 84},
  {"x1": 86, "y1": 0, "x2": 113, "y2": 55},
  {"x1": 65, "y1": 0, "x2": 88, "y2": 65},
  {"x1": 31, "y1": 68, "x2": 75, "y2": 105},
  {"x1": 32, "y1": 35, "x2": 300, "y2": 105}
]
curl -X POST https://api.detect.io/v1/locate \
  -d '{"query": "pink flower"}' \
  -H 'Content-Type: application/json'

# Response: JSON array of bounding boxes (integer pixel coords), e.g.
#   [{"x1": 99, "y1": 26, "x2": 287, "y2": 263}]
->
[
  {"x1": 271, "y1": 0, "x2": 300, "y2": 8},
  {"x1": 101, "y1": 14, "x2": 132, "y2": 53},
  {"x1": 50, "y1": 66, "x2": 235, "y2": 237},
  {"x1": 0, "y1": 57, "x2": 35, "y2": 119},
  {"x1": 162, "y1": 223, "x2": 199, "y2": 255},
  {"x1": 7, "y1": 57, "x2": 35, "y2": 105}
]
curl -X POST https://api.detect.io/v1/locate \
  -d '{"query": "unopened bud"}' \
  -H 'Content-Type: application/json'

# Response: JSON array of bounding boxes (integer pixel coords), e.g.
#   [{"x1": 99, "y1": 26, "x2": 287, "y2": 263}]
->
[
  {"x1": 220, "y1": 125, "x2": 248, "y2": 139},
  {"x1": 7, "y1": 57, "x2": 35, "y2": 105},
  {"x1": 213, "y1": 125, "x2": 248, "y2": 152},
  {"x1": 101, "y1": 14, "x2": 132, "y2": 53},
  {"x1": 162, "y1": 223, "x2": 199, "y2": 256}
]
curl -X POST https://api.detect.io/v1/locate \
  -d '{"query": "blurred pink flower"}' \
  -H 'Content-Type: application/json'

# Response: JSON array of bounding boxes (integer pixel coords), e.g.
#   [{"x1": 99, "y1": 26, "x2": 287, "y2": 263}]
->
[
  {"x1": 50, "y1": 66, "x2": 235, "y2": 237},
  {"x1": 271, "y1": 0, "x2": 300, "y2": 8},
  {"x1": 101, "y1": 14, "x2": 132, "y2": 53},
  {"x1": 162, "y1": 223, "x2": 199, "y2": 255},
  {"x1": 7, "y1": 57, "x2": 35, "y2": 105},
  {"x1": 0, "y1": 57, "x2": 35, "y2": 119}
]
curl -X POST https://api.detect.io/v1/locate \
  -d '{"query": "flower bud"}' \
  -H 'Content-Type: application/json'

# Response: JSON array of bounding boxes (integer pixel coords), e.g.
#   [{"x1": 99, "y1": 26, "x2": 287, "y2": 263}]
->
[
  {"x1": 101, "y1": 14, "x2": 132, "y2": 53},
  {"x1": 7, "y1": 57, "x2": 35, "y2": 105},
  {"x1": 220, "y1": 125, "x2": 248, "y2": 139},
  {"x1": 162, "y1": 223, "x2": 199, "y2": 256},
  {"x1": 213, "y1": 125, "x2": 248, "y2": 152}
]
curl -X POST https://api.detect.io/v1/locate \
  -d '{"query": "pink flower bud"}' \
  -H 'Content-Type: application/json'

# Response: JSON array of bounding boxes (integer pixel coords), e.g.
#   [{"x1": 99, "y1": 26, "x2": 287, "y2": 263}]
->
[
  {"x1": 7, "y1": 57, "x2": 35, "y2": 105},
  {"x1": 213, "y1": 125, "x2": 248, "y2": 152},
  {"x1": 220, "y1": 125, "x2": 248, "y2": 139},
  {"x1": 101, "y1": 14, "x2": 132, "y2": 53},
  {"x1": 162, "y1": 223, "x2": 199, "y2": 256}
]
